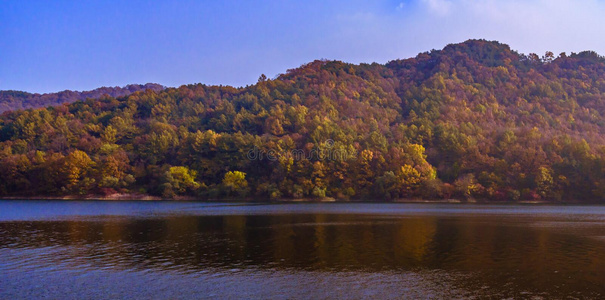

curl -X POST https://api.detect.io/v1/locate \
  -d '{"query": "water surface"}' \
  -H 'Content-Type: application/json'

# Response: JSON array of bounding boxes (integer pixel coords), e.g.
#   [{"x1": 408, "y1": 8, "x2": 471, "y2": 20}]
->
[{"x1": 1, "y1": 201, "x2": 605, "y2": 298}]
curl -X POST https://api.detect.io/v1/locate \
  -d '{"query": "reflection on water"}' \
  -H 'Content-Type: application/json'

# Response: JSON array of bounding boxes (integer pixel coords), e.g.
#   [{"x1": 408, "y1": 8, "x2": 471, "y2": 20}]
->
[{"x1": 1, "y1": 201, "x2": 605, "y2": 298}]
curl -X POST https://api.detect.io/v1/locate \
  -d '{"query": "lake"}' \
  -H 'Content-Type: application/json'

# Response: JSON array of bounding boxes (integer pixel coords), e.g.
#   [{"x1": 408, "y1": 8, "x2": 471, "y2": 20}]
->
[{"x1": 1, "y1": 201, "x2": 605, "y2": 299}]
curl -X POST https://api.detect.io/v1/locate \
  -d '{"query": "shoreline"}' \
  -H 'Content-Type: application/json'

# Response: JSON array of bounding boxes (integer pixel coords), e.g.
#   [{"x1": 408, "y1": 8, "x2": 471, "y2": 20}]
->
[{"x1": 0, "y1": 193, "x2": 586, "y2": 204}]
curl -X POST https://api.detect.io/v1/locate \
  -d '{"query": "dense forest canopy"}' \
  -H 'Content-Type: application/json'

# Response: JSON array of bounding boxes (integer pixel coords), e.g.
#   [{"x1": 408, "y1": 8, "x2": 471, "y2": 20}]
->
[
  {"x1": 2, "y1": 39, "x2": 605, "y2": 202},
  {"x1": 0, "y1": 83, "x2": 164, "y2": 113}
]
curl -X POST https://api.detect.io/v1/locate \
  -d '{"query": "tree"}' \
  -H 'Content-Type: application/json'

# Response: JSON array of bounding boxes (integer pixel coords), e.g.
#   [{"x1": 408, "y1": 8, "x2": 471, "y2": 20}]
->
[
  {"x1": 375, "y1": 171, "x2": 399, "y2": 200},
  {"x1": 101, "y1": 125, "x2": 117, "y2": 143},
  {"x1": 542, "y1": 51, "x2": 555, "y2": 63},
  {"x1": 60, "y1": 150, "x2": 94, "y2": 194},
  {"x1": 99, "y1": 145, "x2": 133, "y2": 190},
  {"x1": 222, "y1": 171, "x2": 249, "y2": 197},
  {"x1": 535, "y1": 166, "x2": 553, "y2": 199},
  {"x1": 161, "y1": 166, "x2": 201, "y2": 197},
  {"x1": 454, "y1": 174, "x2": 480, "y2": 200},
  {"x1": 398, "y1": 164, "x2": 423, "y2": 197}
]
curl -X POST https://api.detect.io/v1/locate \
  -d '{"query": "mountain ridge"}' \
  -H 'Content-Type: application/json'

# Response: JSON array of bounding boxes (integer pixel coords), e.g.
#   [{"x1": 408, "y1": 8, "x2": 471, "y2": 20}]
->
[
  {"x1": 0, "y1": 83, "x2": 165, "y2": 113},
  {"x1": 2, "y1": 39, "x2": 605, "y2": 202}
]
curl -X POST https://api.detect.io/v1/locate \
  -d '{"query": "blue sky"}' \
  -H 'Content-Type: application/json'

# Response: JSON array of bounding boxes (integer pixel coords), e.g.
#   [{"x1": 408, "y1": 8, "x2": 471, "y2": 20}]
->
[{"x1": 2, "y1": 0, "x2": 605, "y2": 93}]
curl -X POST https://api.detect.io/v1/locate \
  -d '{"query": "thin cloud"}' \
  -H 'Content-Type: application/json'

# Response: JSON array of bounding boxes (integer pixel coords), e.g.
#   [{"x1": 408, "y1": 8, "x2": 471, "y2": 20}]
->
[{"x1": 422, "y1": 0, "x2": 453, "y2": 15}]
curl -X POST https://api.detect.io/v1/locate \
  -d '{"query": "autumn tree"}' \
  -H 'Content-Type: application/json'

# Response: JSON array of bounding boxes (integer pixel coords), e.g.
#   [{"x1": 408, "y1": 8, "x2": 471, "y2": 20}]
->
[{"x1": 222, "y1": 171, "x2": 249, "y2": 197}]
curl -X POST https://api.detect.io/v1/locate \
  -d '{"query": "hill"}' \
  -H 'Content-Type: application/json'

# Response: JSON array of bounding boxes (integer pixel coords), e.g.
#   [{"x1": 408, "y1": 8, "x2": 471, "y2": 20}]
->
[
  {"x1": 2, "y1": 39, "x2": 605, "y2": 202},
  {"x1": 0, "y1": 83, "x2": 165, "y2": 113}
]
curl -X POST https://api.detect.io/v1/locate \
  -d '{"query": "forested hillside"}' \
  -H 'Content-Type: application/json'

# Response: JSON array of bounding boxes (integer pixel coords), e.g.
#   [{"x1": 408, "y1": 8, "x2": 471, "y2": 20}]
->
[
  {"x1": 0, "y1": 83, "x2": 164, "y2": 113},
  {"x1": 2, "y1": 40, "x2": 605, "y2": 202}
]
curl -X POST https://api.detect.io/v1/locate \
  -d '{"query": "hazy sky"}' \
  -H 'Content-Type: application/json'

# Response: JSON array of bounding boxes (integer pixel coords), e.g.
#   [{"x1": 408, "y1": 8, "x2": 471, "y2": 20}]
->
[{"x1": 2, "y1": 0, "x2": 605, "y2": 93}]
